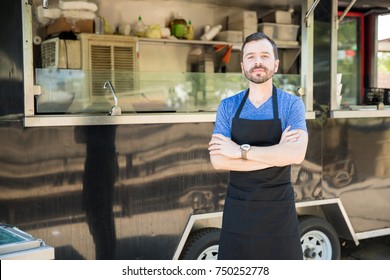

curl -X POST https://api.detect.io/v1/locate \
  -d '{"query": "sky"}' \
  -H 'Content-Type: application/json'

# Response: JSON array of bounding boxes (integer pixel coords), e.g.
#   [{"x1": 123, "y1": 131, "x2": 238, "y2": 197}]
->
[{"x1": 378, "y1": 14, "x2": 390, "y2": 40}]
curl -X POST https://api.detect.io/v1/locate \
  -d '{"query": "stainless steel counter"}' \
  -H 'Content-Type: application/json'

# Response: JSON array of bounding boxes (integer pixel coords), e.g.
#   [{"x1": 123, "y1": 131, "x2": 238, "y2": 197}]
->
[
  {"x1": 331, "y1": 106, "x2": 390, "y2": 118},
  {"x1": 0, "y1": 225, "x2": 54, "y2": 260},
  {"x1": 24, "y1": 111, "x2": 317, "y2": 127}
]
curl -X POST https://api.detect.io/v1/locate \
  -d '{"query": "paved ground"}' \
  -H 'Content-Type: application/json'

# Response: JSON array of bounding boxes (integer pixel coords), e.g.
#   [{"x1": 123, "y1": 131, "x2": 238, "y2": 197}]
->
[{"x1": 341, "y1": 236, "x2": 390, "y2": 260}]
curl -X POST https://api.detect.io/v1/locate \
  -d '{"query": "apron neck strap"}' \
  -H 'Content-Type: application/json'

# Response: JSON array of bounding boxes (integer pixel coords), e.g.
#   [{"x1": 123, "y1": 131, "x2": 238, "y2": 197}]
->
[
  {"x1": 272, "y1": 85, "x2": 279, "y2": 120},
  {"x1": 234, "y1": 89, "x2": 250, "y2": 118},
  {"x1": 234, "y1": 85, "x2": 279, "y2": 119}
]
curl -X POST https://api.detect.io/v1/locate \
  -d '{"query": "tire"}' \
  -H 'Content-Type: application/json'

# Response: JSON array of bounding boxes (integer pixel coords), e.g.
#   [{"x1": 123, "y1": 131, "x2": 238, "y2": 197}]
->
[
  {"x1": 299, "y1": 215, "x2": 341, "y2": 260},
  {"x1": 179, "y1": 228, "x2": 221, "y2": 260}
]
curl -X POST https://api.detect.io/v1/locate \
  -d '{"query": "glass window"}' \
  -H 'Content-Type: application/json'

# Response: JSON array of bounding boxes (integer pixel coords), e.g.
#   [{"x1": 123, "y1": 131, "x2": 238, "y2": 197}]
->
[
  {"x1": 337, "y1": 12, "x2": 364, "y2": 107},
  {"x1": 377, "y1": 14, "x2": 390, "y2": 94},
  {"x1": 35, "y1": 69, "x2": 301, "y2": 114}
]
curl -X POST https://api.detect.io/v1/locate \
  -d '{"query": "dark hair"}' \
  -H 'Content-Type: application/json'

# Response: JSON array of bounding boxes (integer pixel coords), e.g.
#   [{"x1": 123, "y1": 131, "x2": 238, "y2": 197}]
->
[{"x1": 241, "y1": 32, "x2": 279, "y2": 60}]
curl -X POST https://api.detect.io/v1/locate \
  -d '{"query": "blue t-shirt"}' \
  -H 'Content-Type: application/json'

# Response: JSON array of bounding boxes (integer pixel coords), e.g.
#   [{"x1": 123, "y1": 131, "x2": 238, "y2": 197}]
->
[{"x1": 213, "y1": 88, "x2": 307, "y2": 137}]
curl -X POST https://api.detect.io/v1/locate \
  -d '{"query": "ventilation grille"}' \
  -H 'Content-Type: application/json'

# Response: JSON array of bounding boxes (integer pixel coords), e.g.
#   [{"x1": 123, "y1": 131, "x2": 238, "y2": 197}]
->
[
  {"x1": 79, "y1": 34, "x2": 139, "y2": 105},
  {"x1": 41, "y1": 39, "x2": 58, "y2": 68},
  {"x1": 90, "y1": 45, "x2": 113, "y2": 97}
]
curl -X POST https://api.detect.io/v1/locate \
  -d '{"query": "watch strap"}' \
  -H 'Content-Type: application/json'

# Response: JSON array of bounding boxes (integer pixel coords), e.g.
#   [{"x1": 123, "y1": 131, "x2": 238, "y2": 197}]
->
[{"x1": 241, "y1": 149, "x2": 248, "y2": 160}]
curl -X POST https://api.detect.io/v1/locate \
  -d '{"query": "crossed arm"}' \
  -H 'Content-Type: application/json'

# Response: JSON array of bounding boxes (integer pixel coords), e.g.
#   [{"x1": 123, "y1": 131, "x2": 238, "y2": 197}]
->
[{"x1": 208, "y1": 126, "x2": 308, "y2": 171}]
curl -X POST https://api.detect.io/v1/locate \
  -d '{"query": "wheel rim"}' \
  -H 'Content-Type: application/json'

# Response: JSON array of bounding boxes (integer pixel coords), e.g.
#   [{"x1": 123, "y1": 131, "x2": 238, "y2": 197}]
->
[
  {"x1": 197, "y1": 245, "x2": 219, "y2": 260},
  {"x1": 301, "y1": 230, "x2": 333, "y2": 260}
]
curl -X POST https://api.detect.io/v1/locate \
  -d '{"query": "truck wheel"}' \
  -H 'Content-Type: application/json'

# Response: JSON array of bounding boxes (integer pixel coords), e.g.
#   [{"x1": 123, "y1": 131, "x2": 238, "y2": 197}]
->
[
  {"x1": 180, "y1": 228, "x2": 220, "y2": 260},
  {"x1": 299, "y1": 215, "x2": 341, "y2": 260}
]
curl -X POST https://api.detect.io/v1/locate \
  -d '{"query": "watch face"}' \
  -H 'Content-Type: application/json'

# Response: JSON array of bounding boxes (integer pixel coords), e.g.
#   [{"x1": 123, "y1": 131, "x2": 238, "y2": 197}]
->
[{"x1": 241, "y1": 144, "x2": 250, "y2": 151}]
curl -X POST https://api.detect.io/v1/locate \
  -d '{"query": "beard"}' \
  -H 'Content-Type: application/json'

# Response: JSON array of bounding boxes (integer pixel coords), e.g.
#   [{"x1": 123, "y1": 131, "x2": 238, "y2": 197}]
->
[{"x1": 243, "y1": 66, "x2": 275, "y2": 84}]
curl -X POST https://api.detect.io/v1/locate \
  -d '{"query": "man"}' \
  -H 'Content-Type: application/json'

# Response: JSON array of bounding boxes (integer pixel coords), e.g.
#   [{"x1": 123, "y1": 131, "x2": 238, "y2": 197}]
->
[{"x1": 208, "y1": 32, "x2": 308, "y2": 260}]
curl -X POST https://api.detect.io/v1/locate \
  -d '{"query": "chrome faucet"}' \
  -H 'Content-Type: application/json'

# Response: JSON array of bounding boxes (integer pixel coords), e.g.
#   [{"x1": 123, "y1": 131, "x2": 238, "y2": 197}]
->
[
  {"x1": 42, "y1": 0, "x2": 49, "y2": 9},
  {"x1": 103, "y1": 81, "x2": 122, "y2": 116}
]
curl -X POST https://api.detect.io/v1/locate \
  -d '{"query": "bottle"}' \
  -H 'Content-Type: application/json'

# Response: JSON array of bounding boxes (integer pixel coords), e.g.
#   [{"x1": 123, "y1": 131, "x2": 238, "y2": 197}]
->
[
  {"x1": 135, "y1": 15, "x2": 145, "y2": 37},
  {"x1": 200, "y1": 24, "x2": 222, "y2": 41},
  {"x1": 186, "y1": 20, "x2": 194, "y2": 40},
  {"x1": 94, "y1": 16, "x2": 104, "y2": 34},
  {"x1": 171, "y1": 13, "x2": 187, "y2": 39},
  {"x1": 204, "y1": 25, "x2": 211, "y2": 34}
]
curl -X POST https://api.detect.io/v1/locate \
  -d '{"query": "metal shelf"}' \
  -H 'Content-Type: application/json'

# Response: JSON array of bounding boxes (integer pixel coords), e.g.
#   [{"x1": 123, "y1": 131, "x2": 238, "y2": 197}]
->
[{"x1": 139, "y1": 37, "x2": 300, "y2": 50}]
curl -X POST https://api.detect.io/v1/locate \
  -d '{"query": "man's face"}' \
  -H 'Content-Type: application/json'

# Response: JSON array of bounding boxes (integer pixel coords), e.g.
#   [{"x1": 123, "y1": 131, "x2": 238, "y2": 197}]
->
[{"x1": 241, "y1": 39, "x2": 279, "y2": 84}]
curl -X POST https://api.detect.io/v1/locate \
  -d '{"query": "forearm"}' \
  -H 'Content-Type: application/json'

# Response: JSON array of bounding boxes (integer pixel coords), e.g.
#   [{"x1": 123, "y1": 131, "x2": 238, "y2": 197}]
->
[
  {"x1": 210, "y1": 154, "x2": 272, "y2": 171},
  {"x1": 209, "y1": 129, "x2": 308, "y2": 170},
  {"x1": 247, "y1": 131, "x2": 308, "y2": 166}
]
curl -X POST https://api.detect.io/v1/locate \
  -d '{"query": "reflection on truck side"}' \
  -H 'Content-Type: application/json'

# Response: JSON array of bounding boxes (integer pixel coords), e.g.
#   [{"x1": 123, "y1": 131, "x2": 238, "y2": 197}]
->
[
  {"x1": 1, "y1": 118, "x2": 390, "y2": 259},
  {"x1": 0, "y1": 122, "x2": 227, "y2": 259}
]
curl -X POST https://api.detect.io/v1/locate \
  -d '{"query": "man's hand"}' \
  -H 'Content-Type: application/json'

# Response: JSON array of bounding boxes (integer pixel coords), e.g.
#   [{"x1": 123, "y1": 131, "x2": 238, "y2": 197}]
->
[
  {"x1": 280, "y1": 125, "x2": 300, "y2": 144},
  {"x1": 208, "y1": 134, "x2": 241, "y2": 159},
  {"x1": 209, "y1": 126, "x2": 300, "y2": 159}
]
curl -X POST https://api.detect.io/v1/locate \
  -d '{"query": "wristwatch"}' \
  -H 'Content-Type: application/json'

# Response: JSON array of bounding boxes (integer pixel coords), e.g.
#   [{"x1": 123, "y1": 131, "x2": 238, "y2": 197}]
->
[{"x1": 240, "y1": 144, "x2": 251, "y2": 160}]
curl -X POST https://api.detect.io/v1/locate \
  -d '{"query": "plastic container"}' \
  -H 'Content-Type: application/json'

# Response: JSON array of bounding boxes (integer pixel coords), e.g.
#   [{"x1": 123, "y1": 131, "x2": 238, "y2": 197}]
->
[
  {"x1": 216, "y1": 30, "x2": 243, "y2": 43},
  {"x1": 228, "y1": 11, "x2": 258, "y2": 32},
  {"x1": 228, "y1": 11, "x2": 258, "y2": 28},
  {"x1": 242, "y1": 28, "x2": 258, "y2": 40},
  {"x1": 261, "y1": 11, "x2": 292, "y2": 24},
  {"x1": 258, "y1": 23, "x2": 299, "y2": 41},
  {"x1": 228, "y1": 19, "x2": 257, "y2": 30}
]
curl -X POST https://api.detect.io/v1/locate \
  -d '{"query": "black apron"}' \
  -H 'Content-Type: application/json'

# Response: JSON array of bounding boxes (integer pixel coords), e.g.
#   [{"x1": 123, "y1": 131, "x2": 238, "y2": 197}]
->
[{"x1": 218, "y1": 86, "x2": 303, "y2": 260}]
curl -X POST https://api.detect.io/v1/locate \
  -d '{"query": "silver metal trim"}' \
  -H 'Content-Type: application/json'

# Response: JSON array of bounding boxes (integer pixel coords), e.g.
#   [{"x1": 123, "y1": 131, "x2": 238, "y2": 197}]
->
[
  {"x1": 22, "y1": 0, "x2": 35, "y2": 117},
  {"x1": 24, "y1": 111, "x2": 316, "y2": 127},
  {"x1": 24, "y1": 113, "x2": 217, "y2": 127},
  {"x1": 301, "y1": 0, "x2": 314, "y2": 113},
  {"x1": 330, "y1": 0, "x2": 339, "y2": 111},
  {"x1": 305, "y1": 111, "x2": 316, "y2": 119},
  {"x1": 296, "y1": 197, "x2": 341, "y2": 208},
  {"x1": 0, "y1": 245, "x2": 54, "y2": 260},
  {"x1": 331, "y1": 109, "x2": 390, "y2": 118},
  {"x1": 356, "y1": 228, "x2": 390, "y2": 240}
]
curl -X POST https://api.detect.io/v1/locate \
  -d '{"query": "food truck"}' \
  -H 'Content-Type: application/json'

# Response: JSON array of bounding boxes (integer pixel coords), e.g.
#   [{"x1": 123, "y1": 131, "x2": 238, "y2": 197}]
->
[{"x1": 1, "y1": 0, "x2": 390, "y2": 260}]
